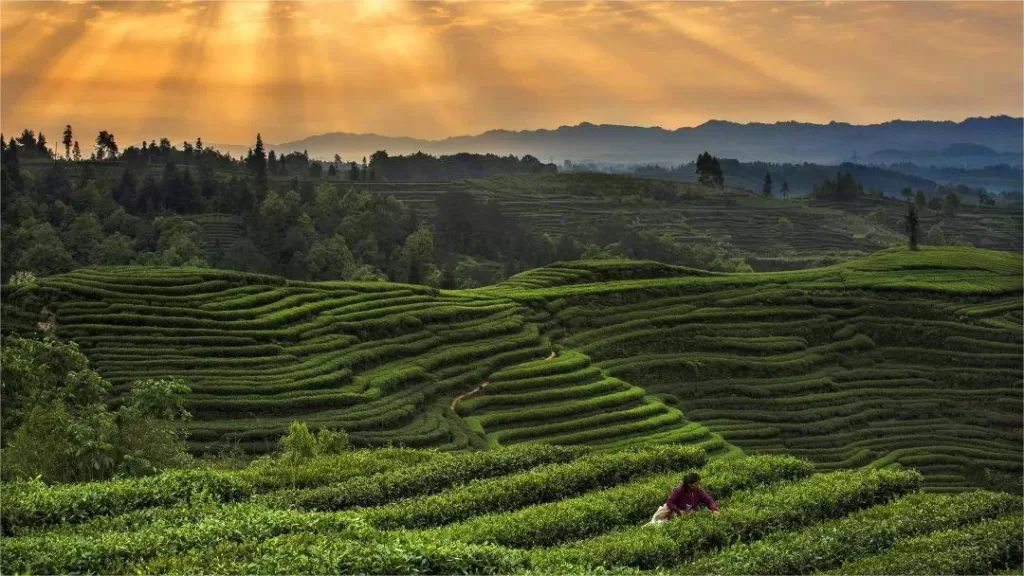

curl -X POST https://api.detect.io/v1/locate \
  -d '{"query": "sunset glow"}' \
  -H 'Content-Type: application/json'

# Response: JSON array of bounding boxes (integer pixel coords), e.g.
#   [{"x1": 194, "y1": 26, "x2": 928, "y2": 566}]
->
[{"x1": 2, "y1": 1, "x2": 1022, "y2": 145}]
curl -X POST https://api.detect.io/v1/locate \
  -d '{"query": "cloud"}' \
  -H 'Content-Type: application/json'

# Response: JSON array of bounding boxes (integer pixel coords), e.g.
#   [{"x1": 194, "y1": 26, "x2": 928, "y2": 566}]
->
[{"x1": 1, "y1": 0, "x2": 1020, "y2": 145}]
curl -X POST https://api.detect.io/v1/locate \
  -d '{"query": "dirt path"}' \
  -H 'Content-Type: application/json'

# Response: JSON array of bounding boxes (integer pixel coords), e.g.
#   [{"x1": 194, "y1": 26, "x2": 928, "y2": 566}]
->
[{"x1": 450, "y1": 349, "x2": 556, "y2": 411}]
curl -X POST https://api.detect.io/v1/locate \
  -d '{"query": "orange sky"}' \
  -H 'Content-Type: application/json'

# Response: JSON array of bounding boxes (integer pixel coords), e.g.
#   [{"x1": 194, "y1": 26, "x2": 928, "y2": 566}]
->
[{"x1": 2, "y1": 1, "x2": 1022, "y2": 146}]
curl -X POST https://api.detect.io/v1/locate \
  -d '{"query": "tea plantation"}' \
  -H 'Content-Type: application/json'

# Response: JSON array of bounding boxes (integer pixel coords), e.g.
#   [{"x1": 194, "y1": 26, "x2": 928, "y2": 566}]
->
[
  {"x1": 1, "y1": 245, "x2": 1022, "y2": 573},
  {"x1": 2, "y1": 445, "x2": 1021, "y2": 574},
  {"x1": 2, "y1": 246, "x2": 1021, "y2": 494},
  {"x1": 352, "y1": 174, "x2": 1023, "y2": 270}
]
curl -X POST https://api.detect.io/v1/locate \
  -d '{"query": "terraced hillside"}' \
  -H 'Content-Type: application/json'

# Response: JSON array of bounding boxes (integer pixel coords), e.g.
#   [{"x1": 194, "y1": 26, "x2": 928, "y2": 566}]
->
[
  {"x1": 2, "y1": 446, "x2": 1022, "y2": 574},
  {"x1": 2, "y1": 246, "x2": 1021, "y2": 491},
  {"x1": 187, "y1": 213, "x2": 246, "y2": 261},
  {"x1": 349, "y1": 174, "x2": 1022, "y2": 270}
]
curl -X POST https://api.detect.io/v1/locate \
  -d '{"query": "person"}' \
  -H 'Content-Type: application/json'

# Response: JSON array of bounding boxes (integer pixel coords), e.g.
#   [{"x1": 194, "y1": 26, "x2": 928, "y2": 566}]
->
[{"x1": 648, "y1": 471, "x2": 719, "y2": 525}]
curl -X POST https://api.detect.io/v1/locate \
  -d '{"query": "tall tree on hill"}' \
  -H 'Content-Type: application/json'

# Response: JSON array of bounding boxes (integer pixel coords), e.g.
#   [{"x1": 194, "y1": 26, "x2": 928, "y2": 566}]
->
[
  {"x1": 349, "y1": 161, "x2": 359, "y2": 181},
  {"x1": 904, "y1": 203, "x2": 920, "y2": 251},
  {"x1": 762, "y1": 173, "x2": 773, "y2": 197},
  {"x1": 195, "y1": 137, "x2": 203, "y2": 154},
  {"x1": 696, "y1": 152, "x2": 715, "y2": 186},
  {"x1": 36, "y1": 132, "x2": 49, "y2": 157},
  {"x1": 95, "y1": 131, "x2": 118, "y2": 160},
  {"x1": 943, "y1": 190, "x2": 961, "y2": 217},
  {"x1": 250, "y1": 133, "x2": 268, "y2": 193},
  {"x1": 62, "y1": 125, "x2": 73, "y2": 159},
  {"x1": 781, "y1": 180, "x2": 789, "y2": 199},
  {"x1": 900, "y1": 186, "x2": 913, "y2": 202},
  {"x1": 362, "y1": 156, "x2": 368, "y2": 182},
  {"x1": 710, "y1": 156, "x2": 724, "y2": 188},
  {"x1": 72, "y1": 140, "x2": 81, "y2": 161},
  {"x1": 16, "y1": 129, "x2": 36, "y2": 150}
]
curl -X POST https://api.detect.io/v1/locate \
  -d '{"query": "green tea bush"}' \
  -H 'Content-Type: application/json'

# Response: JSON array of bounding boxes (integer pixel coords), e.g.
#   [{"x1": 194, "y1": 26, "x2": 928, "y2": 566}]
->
[
  {"x1": 0, "y1": 469, "x2": 252, "y2": 536},
  {"x1": 0, "y1": 504, "x2": 363, "y2": 574},
  {"x1": 136, "y1": 529, "x2": 525, "y2": 575},
  {"x1": 681, "y1": 490, "x2": 1021, "y2": 574},
  {"x1": 829, "y1": 514, "x2": 1023, "y2": 575},
  {"x1": 438, "y1": 454, "x2": 813, "y2": 548},
  {"x1": 257, "y1": 444, "x2": 580, "y2": 511},
  {"x1": 361, "y1": 444, "x2": 707, "y2": 529},
  {"x1": 536, "y1": 467, "x2": 921, "y2": 570}
]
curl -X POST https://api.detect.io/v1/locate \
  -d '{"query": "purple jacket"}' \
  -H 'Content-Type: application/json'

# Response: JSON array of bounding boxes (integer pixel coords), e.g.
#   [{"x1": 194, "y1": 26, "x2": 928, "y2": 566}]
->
[{"x1": 666, "y1": 484, "x2": 718, "y2": 513}]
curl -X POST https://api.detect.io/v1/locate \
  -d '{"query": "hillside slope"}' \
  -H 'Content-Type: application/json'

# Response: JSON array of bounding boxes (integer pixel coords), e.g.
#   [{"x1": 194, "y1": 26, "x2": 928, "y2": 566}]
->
[
  {"x1": 347, "y1": 174, "x2": 1022, "y2": 271},
  {"x1": 2, "y1": 246, "x2": 1021, "y2": 491},
  {"x1": 2, "y1": 446, "x2": 1021, "y2": 574}
]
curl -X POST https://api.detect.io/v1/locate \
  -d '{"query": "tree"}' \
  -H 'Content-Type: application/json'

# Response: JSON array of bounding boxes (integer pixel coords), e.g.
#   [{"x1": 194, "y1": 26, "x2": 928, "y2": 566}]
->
[
  {"x1": 943, "y1": 190, "x2": 961, "y2": 217},
  {"x1": 250, "y1": 133, "x2": 268, "y2": 193},
  {"x1": 62, "y1": 125, "x2": 73, "y2": 159},
  {"x1": 900, "y1": 186, "x2": 913, "y2": 202},
  {"x1": 696, "y1": 152, "x2": 716, "y2": 186},
  {"x1": 362, "y1": 156, "x2": 368, "y2": 181},
  {"x1": 781, "y1": 180, "x2": 789, "y2": 200},
  {"x1": 904, "y1": 203, "x2": 920, "y2": 251},
  {"x1": 402, "y1": 226, "x2": 436, "y2": 284},
  {"x1": 16, "y1": 129, "x2": 36, "y2": 149},
  {"x1": 762, "y1": 172, "x2": 773, "y2": 197},
  {"x1": 195, "y1": 137, "x2": 203, "y2": 154},
  {"x1": 334, "y1": 153, "x2": 342, "y2": 164},
  {"x1": 95, "y1": 131, "x2": 118, "y2": 160},
  {"x1": 1, "y1": 336, "x2": 193, "y2": 482},
  {"x1": 72, "y1": 140, "x2": 81, "y2": 161},
  {"x1": 914, "y1": 190, "x2": 926, "y2": 208},
  {"x1": 349, "y1": 162, "x2": 359, "y2": 181},
  {"x1": 37, "y1": 132, "x2": 49, "y2": 157}
]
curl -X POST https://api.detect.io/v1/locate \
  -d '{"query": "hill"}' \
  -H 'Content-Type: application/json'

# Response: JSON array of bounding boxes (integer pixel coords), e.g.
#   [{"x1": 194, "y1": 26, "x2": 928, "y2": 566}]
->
[
  {"x1": 348, "y1": 173, "x2": 1023, "y2": 271},
  {"x1": 1, "y1": 444, "x2": 1021, "y2": 574},
  {"x1": 259, "y1": 116, "x2": 1024, "y2": 165},
  {"x1": 629, "y1": 159, "x2": 1024, "y2": 197},
  {"x1": 3, "y1": 246, "x2": 1021, "y2": 493}
]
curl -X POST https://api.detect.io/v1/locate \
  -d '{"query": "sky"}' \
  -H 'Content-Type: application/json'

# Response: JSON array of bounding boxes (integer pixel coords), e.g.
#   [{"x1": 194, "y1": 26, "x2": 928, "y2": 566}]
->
[{"x1": 2, "y1": 1, "x2": 1022, "y2": 146}]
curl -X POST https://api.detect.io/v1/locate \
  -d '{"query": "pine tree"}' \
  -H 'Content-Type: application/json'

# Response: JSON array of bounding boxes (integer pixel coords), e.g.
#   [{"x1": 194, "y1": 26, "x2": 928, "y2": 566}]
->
[
  {"x1": 904, "y1": 203, "x2": 920, "y2": 251},
  {"x1": 62, "y1": 125, "x2": 73, "y2": 160},
  {"x1": 762, "y1": 173, "x2": 773, "y2": 197}
]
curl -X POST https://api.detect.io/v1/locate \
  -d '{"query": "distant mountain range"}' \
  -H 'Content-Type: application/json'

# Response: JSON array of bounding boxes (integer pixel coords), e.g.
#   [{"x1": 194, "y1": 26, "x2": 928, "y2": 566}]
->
[{"x1": 214, "y1": 116, "x2": 1023, "y2": 167}]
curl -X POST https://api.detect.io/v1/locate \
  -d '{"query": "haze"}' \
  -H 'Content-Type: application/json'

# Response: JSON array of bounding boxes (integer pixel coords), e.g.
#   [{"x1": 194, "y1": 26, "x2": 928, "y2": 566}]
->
[{"x1": 2, "y1": 0, "x2": 1022, "y2": 146}]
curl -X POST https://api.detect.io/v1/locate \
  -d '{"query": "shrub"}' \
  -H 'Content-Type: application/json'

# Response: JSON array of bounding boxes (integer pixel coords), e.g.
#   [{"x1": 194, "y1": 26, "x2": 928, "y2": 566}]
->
[
  {"x1": 257, "y1": 444, "x2": 581, "y2": 511},
  {"x1": 829, "y1": 514, "x2": 1023, "y2": 575},
  {"x1": 438, "y1": 454, "x2": 814, "y2": 548},
  {"x1": 535, "y1": 467, "x2": 922, "y2": 570},
  {"x1": 680, "y1": 490, "x2": 1022, "y2": 575},
  {"x1": 361, "y1": 445, "x2": 707, "y2": 529}
]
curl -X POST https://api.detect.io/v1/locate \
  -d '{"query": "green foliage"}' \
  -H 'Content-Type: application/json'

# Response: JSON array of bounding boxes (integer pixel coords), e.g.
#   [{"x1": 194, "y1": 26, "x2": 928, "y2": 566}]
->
[
  {"x1": 436, "y1": 454, "x2": 814, "y2": 548},
  {"x1": 0, "y1": 335, "x2": 110, "y2": 437},
  {"x1": 680, "y1": 490, "x2": 1022, "y2": 575},
  {"x1": 0, "y1": 337, "x2": 193, "y2": 483},
  {"x1": 279, "y1": 421, "x2": 318, "y2": 466},
  {"x1": 926, "y1": 224, "x2": 946, "y2": 246},
  {"x1": 361, "y1": 444, "x2": 707, "y2": 529},
  {"x1": 258, "y1": 444, "x2": 580, "y2": 511},
  {"x1": 905, "y1": 203, "x2": 920, "y2": 250},
  {"x1": 535, "y1": 467, "x2": 922, "y2": 570},
  {"x1": 0, "y1": 447, "x2": 1019, "y2": 576},
  {"x1": 829, "y1": 514, "x2": 1023, "y2": 575}
]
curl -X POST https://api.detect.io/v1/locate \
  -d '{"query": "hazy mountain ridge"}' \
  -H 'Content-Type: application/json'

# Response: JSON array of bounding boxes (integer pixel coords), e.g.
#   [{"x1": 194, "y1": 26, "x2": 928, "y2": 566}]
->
[{"x1": 243, "y1": 116, "x2": 1023, "y2": 166}]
